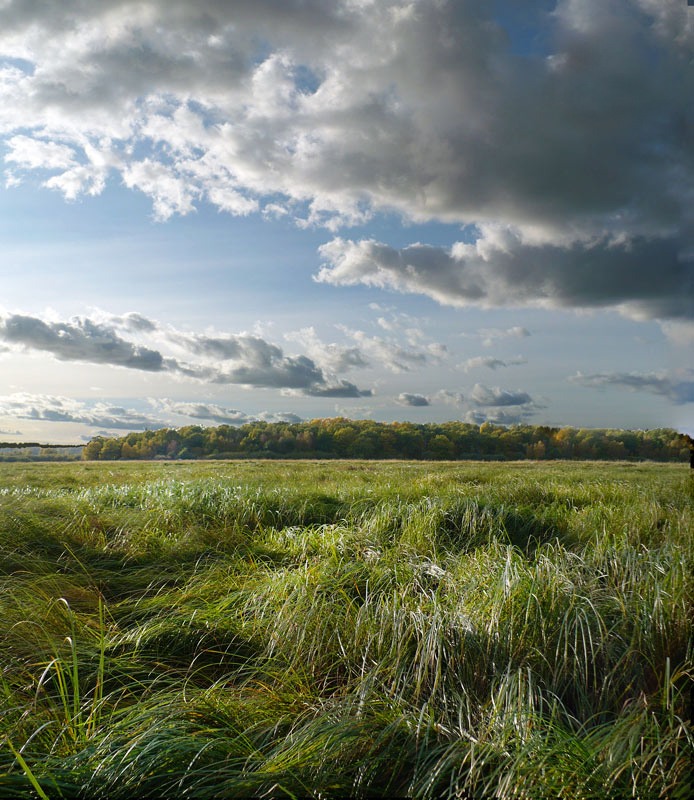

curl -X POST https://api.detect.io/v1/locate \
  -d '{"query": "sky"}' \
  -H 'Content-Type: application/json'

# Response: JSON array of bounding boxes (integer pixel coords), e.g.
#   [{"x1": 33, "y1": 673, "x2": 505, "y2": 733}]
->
[{"x1": 0, "y1": 0, "x2": 692, "y2": 444}]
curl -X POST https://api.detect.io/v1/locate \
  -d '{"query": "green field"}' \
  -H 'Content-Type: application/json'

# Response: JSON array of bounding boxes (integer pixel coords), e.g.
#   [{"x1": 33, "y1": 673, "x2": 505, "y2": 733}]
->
[{"x1": 1, "y1": 461, "x2": 692, "y2": 798}]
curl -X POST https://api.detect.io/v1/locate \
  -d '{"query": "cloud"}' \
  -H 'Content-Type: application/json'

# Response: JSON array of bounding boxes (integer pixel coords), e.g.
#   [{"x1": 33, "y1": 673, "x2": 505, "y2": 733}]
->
[
  {"x1": 0, "y1": 310, "x2": 372, "y2": 396},
  {"x1": 213, "y1": 356, "x2": 324, "y2": 390},
  {"x1": 256, "y1": 410, "x2": 303, "y2": 424},
  {"x1": 153, "y1": 399, "x2": 303, "y2": 425},
  {"x1": 109, "y1": 312, "x2": 159, "y2": 333},
  {"x1": 0, "y1": 428, "x2": 22, "y2": 436},
  {"x1": 460, "y1": 355, "x2": 527, "y2": 371},
  {"x1": 0, "y1": 313, "x2": 165, "y2": 370},
  {"x1": 0, "y1": 393, "x2": 162, "y2": 430},
  {"x1": 464, "y1": 409, "x2": 533, "y2": 426},
  {"x1": 333, "y1": 405, "x2": 374, "y2": 419},
  {"x1": 284, "y1": 327, "x2": 369, "y2": 373},
  {"x1": 659, "y1": 321, "x2": 694, "y2": 346},
  {"x1": 433, "y1": 390, "x2": 465, "y2": 407},
  {"x1": 569, "y1": 370, "x2": 694, "y2": 404},
  {"x1": 370, "y1": 307, "x2": 426, "y2": 338},
  {"x1": 475, "y1": 327, "x2": 531, "y2": 347},
  {"x1": 300, "y1": 380, "x2": 373, "y2": 398},
  {"x1": 316, "y1": 232, "x2": 694, "y2": 323},
  {"x1": 0, "y1": 0, "x2": 689, "y2": 308},
  {"x1": 0, "y1": 393, "x2": 308, "y2": 432},
  {"x1": 153, "y1": 400, "x2": 252, "y2": 426},
  {"x1": 462, "y1": 383, "x2": 540, "y2": 424},
  {"x1": 5, "y1": 135, "x2": 77, "y2": 170},
  {"x1": 140, "y1": 320, "x2": 346, "y2": 390},
  {"x1": 336, "y1": 325, "x2": 446, "y2": 373},
  {"x1": 396, "y1": 388, "x2": 466, "y2": 408},
  {"x1": 469, "y1": 384, "x2": 534, "y2": 407},
  {"x1": 397, "y1": 392, "x2": 430, "y2": 407}
]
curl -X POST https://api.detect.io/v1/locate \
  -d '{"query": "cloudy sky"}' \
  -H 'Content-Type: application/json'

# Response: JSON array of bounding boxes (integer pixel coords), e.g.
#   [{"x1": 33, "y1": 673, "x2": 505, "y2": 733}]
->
[{"x1": 0, "y1": 0, "x2": 692, "y2": 443}]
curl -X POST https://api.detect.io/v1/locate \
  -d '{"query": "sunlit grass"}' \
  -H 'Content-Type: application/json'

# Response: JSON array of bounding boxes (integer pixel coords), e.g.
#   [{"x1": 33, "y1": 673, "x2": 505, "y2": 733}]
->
[{"x1": 0, "y1": 461, "x2": 691, "y2": 797}]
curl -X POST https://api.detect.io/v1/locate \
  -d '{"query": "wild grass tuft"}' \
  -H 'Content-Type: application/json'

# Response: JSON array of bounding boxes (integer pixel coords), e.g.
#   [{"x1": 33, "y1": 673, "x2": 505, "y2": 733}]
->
[{"x1": 0, "y1": 460, "x2": 691, "y2": 797}]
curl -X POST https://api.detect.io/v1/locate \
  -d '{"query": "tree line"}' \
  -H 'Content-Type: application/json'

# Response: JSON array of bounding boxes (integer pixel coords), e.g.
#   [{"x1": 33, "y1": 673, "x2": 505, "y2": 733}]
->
[
  {"x1": 81, "y1": 419, "x2": 691, "y2": 462},
  {"x1": 0, "y1": 443, "x2": 84, "y2": 462},
  {"x1": 0, "y1": 442, "x2": 83, "y2": 449}
]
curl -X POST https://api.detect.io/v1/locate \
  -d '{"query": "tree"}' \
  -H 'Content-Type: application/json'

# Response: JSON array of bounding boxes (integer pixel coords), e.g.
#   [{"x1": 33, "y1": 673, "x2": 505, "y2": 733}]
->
[
  {"x1": 333, "y1": 426, "x2": 357, "y2": 456},
  {"x1": 428, "y1": 434, "x2": 454, "y2": 460},
  {"x1": 527, "y1": 441, "x2": 546, "y2": 460},
  {"x1": 99, "y1": 439, "x2": 122, "y2": 460},
  {"x1": 121, "y1": 442, "x2": 139, "y2": 459},
  {"x1": 82, "y1": 438, "x2": 104, "y2": 460}
]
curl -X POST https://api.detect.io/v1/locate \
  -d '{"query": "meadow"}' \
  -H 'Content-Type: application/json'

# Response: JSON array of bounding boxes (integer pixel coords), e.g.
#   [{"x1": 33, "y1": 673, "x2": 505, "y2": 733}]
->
[{"x1": 0, "y1": 460, "x2": 691, "y2": 798}]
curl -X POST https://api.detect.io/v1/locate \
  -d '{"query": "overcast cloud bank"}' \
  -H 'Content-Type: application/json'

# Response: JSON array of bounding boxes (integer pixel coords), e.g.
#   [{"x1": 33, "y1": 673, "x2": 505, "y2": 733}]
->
[{"x1": 0, "y1": 0, "x2": 691, "y2": 326}]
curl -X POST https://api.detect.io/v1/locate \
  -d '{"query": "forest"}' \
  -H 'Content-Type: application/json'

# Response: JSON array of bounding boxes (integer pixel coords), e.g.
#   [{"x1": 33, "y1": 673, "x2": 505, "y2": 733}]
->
[{"x1": 81, "y1": 419, "x2": 691, "y2": 462}]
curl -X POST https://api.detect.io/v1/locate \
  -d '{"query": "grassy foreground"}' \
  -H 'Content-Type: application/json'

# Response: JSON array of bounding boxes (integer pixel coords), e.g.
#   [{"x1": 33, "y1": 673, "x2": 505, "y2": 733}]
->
[{"x1": 0, "y1": 460, "x2": 692, "y2": 798}]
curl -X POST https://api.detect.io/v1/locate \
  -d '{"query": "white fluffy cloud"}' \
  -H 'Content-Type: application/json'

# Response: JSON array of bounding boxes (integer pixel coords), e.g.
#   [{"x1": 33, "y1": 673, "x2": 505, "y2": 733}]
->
[
  {"x1": 5, "y1": 135, "x2": 77, "y2": 170},
  {"x1": 0, "y1": 0, "x2": 690, "y2": 315}
]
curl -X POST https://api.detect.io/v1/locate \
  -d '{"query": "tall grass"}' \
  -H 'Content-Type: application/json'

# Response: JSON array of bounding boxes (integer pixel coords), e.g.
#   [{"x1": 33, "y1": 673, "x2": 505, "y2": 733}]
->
[{"x1": 0, "y1": 461, "x2": 691, "y2": 797}]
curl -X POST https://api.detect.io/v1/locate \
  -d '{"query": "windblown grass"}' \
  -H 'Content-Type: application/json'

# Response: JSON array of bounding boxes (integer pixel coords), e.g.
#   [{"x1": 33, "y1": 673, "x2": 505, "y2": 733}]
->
[{"x1": 1, "y1": 460, "x2": 692, "y2": 798}]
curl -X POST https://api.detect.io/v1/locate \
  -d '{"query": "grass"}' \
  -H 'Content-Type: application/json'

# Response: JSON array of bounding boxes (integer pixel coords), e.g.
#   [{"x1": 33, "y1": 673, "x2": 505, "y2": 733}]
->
[{"x1": 0, "y1": 460, "x2": 691, "y2": 798}]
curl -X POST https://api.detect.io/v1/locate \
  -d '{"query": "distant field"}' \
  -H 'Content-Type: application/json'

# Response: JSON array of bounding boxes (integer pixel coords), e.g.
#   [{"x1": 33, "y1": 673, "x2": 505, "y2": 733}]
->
[{"x1": 1, "y1": 461, "x2": 692, "y2": 798}]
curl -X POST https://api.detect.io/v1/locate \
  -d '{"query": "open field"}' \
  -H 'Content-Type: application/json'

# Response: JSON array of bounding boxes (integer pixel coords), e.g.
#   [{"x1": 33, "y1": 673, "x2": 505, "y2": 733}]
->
[{"x1": 1, "y1": 460, "x2": 692, "y2": 798}]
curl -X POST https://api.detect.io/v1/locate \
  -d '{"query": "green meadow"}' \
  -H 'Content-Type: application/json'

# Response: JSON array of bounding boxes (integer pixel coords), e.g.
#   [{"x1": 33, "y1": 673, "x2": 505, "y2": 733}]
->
[{"x1": 0, "y1": 460, "x2": 692, "y2": 798}]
